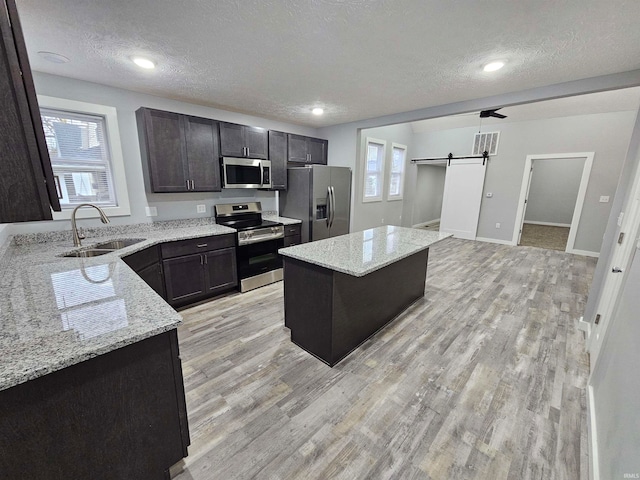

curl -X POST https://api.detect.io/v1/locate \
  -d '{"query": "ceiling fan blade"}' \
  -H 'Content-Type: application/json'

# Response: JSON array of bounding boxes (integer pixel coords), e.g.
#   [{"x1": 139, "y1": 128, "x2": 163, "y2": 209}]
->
[{"x1": 490, "y1": 112, "x2": 507, "y2": 119}]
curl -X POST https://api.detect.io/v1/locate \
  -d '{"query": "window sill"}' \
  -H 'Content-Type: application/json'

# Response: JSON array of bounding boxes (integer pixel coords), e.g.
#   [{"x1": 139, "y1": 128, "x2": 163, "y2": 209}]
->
[{"x1": 51, "y1": 205, "x2": 131, "y2": 221}]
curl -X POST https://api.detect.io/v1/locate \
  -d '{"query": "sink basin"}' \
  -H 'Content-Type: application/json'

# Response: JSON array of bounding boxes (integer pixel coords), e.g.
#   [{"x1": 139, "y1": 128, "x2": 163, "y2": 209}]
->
[
  {"x1": 94, "y1": 238, "x2": 146, "y2": 250},
  {"x1": 62, "y1": 238, "x2": 146, "y2": 257},
  {"x1": 63, "y1": 249, "x2": 115, "y2": 257}
]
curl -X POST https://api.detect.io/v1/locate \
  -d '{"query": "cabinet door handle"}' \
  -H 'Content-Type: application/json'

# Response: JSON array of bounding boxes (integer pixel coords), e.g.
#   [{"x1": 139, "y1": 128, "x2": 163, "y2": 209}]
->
[
  {"x1": 246, "y1": 147, "x2": 250, "y2": 157},
  {"x1": 197, "y1": 243, "x2": 208, "y2": 248},
  {"x1": 191, "y1": 180, "x2": 195, "y2": 190},
  {"x1": 204, "y1": 255, "x2": 208, "y2": 264},
  {"x1": 200, "y1": 254, "x2": 203, "y2": 265},
  {"x1": 186, "y1": 180, "x2": 190, "y2": 190}
]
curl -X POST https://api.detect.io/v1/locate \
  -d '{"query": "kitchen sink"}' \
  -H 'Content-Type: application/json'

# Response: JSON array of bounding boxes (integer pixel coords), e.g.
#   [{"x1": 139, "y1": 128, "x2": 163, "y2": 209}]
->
[
  {"x1": 94, "y1": 238, "x2": 146, "y2": 250},
  {"x1": 61, "y1": 238, "x2": 146, "y2": 257},
  {"x1": 63, "y1": 249, "x2": 115, "y2": 257}
]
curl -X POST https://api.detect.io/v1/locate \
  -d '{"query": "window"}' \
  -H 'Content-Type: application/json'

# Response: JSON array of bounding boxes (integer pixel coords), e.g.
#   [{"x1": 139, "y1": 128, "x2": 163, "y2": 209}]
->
[
  {"x1": 37, "y1": 96, "x2": 130, "y2": 219},
  {"x1": 363, "y1": 137, "x2": 386, "y2": 202},
  {"x1": 387, "y1": 143, "x2": 406, "y2": 201}
]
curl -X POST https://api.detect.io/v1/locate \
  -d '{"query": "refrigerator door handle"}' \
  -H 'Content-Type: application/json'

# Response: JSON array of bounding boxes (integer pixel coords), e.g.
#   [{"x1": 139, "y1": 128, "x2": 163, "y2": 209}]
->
[
  {"x1": 326, "y1": 186, "x2": 332, "y2": 227},
  {"x1": 330, "y1": 186, "x2": 336, "y2": 228}
]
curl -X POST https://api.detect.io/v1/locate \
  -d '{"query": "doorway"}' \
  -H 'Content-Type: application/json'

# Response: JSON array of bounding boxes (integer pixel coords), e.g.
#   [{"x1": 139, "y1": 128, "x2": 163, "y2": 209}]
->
[{"x1": 513, "y1": 152, "x2": 594, "y2": 254}]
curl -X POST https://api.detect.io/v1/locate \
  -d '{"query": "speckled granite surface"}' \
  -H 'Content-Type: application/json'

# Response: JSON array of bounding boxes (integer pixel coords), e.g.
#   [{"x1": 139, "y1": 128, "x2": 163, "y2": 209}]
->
[
  {"x1": 279, "y1": 226, "x2": 452, "y2": 277},
  {"x1": 0, "y1": 221, "x2": 236, "y2": 391},
  {"x1": 263, "y1": 213, "x2": 302, "y2": 225}
]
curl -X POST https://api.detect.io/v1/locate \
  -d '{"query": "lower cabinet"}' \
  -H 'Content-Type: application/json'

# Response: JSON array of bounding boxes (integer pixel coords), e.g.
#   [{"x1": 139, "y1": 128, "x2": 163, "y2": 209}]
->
[
  {"x1": 283, "y1": 223, "x2": 302, "y2": 247},
  {"x1": 122, "y1": 245, "x2": 166, "y2": 299},
  {"x1": 161, "y1": 234, "x2": 238, "y2": 307},
  {"x1": 0, "y1": 330, "x2": 189, "y2": 480}
]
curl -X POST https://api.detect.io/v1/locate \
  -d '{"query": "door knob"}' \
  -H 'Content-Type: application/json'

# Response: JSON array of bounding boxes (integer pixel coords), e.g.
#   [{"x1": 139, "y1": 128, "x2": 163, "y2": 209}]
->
[{"x1": 612, "y1": 267, "x2": 623, "y2": 273}]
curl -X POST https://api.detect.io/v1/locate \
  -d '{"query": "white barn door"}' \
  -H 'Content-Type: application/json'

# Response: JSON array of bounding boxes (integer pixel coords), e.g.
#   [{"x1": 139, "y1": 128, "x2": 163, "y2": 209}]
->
[{"x1": 439, "y1": 159, "x2": 487, "y2": 240}]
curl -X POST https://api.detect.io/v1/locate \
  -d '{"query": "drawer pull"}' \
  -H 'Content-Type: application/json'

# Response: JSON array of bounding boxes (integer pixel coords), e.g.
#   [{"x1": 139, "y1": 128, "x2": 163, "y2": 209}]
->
[{"x1": 197, "y1": 243, "x2": 208, "y2": 248}]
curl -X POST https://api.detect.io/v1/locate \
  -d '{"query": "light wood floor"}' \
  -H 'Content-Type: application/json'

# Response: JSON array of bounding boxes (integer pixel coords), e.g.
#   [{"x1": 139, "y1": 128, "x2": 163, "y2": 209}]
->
[{"x1": 171, "y1": 238, "x2": 596, "y2": 480}]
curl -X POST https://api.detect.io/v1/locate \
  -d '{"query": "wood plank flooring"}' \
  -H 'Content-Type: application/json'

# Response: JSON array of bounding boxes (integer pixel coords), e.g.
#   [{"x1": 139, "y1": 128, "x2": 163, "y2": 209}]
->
[{"x1": 171, "y1": 238, "x2": 596, "y2": 480}]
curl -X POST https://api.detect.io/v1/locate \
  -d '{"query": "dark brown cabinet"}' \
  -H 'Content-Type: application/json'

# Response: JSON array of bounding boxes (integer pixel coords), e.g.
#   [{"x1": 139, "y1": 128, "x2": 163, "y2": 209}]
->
[
  {"x1": 219, "y1": 122, "x2": 268, "y2": 159},
  {"x1": 287, "y1": 134, "x2": 328, "y2": 165},
  {"x1": 122, "y1": 245, "x2": 166, "y2": 299},
  {"x1": 161, "y1": 234, "x2": 238, "y2": 307},
  {"x1": 0, "y1": 330, "x2": 189, "y2": 480},
  {"x1": 0, "y1": 0, "x2": 60, "y2": 222},
  {"x1": 136, "y1": 108, "x2": 221, "y2": 193},
  {"x1": 283, "y1": 223, "x2": 302, "y2": 247},
  {"x1": 268, "y1": 130, "x2": 287, "y2": 190}
]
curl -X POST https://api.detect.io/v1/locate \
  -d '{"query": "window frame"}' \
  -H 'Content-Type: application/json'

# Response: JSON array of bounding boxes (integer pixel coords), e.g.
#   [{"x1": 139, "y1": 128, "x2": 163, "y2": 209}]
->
[
  {"x1": 387, "y1": 142, "x2": 407, "y2": 201},
  {"x1": 362, "y1": 137, "x2": 387, "y2": 203},
  {"x1": 37, "y1": 95, "x2": 130, "y2": 220}
]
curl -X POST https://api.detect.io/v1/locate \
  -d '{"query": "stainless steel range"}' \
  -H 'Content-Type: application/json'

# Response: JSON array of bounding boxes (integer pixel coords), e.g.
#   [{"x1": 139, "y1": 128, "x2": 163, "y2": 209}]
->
[{"x1": 214, "y1": 202, "x2": 284, "y2": 292}]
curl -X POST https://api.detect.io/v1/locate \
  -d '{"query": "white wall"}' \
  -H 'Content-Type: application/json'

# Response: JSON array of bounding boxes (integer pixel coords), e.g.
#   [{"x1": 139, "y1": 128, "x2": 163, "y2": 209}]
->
[
  {"x1": 12, "y1": 72, "x2": 319, "y2": 235},
  {"x1": 524, "y1": 157, "x2": 584, "y2": 225},
  {"x1": 352, "y1": 123, "x2": 414, "y2": 232},
  {"x1": 411, "y1": 111, "x2": 636, "y2": 252},
  {"x1": 412, "y1": 165, "x2": 446, "y2": 225}
]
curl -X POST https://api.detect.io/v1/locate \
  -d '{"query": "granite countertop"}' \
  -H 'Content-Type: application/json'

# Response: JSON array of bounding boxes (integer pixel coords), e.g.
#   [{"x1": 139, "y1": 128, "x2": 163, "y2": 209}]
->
[
  {"x1": 279, "y1": 225, "x2": 452, "y2": 277},
  {"x1": 263, "y1": 213, "x2": 302, "y2": 225},
  {"x1": 0, "y1": 219, "x2": 239, "y2": 391}
]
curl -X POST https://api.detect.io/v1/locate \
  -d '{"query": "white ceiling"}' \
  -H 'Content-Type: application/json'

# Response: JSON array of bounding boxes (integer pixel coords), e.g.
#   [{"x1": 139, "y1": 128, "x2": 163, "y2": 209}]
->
[
  {"x1": 17, "y1": 0, "x2": 640, "y2": 127},
  {"x1": 411, "y1": 87, "x2": 640, "y2": 133}
]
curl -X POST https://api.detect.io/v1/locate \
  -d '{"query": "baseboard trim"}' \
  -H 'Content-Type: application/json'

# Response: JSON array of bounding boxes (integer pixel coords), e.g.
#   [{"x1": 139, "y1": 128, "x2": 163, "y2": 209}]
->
[
  {"x1": 412, "y1": 218, "x2": 440, "y2": 228},
  {"x1": 577, "y1": 315, "x2": 591, "y2": 337},
  {"x1": 523, "y1": 221, "x2": 571, "y2": 227},
  {"x1": 568, "y1": 248, "x2": 600, "y2": 258},
  {"x1": 475, "y1": 236, "x2": 516, "y2": 246}
]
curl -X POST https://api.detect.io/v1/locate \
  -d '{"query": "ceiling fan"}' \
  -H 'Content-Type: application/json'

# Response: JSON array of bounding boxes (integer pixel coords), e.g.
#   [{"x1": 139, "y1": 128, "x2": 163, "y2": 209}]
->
[{"x1": 479, "y1": 108, "x2": 507, "y2": 119}]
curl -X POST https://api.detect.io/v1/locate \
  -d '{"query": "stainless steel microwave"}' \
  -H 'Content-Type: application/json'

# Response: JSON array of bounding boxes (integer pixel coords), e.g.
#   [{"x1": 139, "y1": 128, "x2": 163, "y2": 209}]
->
[{"x1": 221, "y1": 157, "x2": 271, "y2": 189}]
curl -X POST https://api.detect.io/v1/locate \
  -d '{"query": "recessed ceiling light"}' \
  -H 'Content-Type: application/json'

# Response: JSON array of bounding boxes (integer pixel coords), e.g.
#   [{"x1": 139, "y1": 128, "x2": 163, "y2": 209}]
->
[
  {"x1": 132, "y1": 57, "x2": 156, "y2": 69},
  {"x1": 312, "y1": 107, "x2": 324, "y2": 115},
  {"x1": 38, "y1": 51, "x2": 70, "y2": 64},
  {"x1": 483, "y1": 61, "x2": 505, "y2": 72}
]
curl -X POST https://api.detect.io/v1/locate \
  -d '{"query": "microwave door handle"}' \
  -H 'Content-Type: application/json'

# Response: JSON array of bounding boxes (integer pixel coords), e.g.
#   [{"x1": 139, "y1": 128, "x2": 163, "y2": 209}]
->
[{"x1": 259, "y1": 162, "x2": 264, "y2": 187}]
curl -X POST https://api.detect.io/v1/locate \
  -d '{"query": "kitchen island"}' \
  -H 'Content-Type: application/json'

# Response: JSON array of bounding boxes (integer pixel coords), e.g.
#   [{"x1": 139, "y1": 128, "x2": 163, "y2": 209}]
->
[{"x1": 279, "y1": 225, "x2": 451, "y2": 366}]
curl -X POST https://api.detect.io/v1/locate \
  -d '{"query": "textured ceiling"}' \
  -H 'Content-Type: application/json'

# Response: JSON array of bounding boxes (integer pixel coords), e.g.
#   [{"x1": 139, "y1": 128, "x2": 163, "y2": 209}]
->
[{"x1": 16, "y1": 0, "x2": 640, "y2": 127}]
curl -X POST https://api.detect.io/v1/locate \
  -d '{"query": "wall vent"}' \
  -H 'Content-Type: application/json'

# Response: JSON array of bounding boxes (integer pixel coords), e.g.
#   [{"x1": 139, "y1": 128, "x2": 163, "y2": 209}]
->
[{"x1": 472, "y1": 131, "x2": 500, "y2": 156}]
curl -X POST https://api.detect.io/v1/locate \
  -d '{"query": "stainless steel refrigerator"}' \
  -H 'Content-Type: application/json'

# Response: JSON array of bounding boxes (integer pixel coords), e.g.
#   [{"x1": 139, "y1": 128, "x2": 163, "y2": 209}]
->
[{"x1": 279, "y1": 166, "x2": 351, "y2": 243}]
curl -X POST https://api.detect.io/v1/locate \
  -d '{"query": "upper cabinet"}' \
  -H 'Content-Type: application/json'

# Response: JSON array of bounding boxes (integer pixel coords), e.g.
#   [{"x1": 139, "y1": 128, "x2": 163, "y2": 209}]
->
[
  {"x1": 268, "y1": 131, "x2": 287, "y2": 190},
  {"x1": 0, "y1": 0, "x2": 61, "y2": 222},
  {"x1": 136, "y1": 108, "x2": 221, "y2": 193},
  {"x1": 287, "y1": 134, "x2": 328, "y2": 165},
  {"x1": 219, "y1": 122, "x2": 268, "y2": 159}
]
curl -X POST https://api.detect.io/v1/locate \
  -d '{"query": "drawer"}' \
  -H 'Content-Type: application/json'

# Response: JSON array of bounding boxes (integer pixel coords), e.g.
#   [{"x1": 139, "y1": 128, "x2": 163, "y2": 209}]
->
[
  {"x1": 161, "y1": 233, "x2": 236, "y2": 259},
  {"x1": 284, "y1": 224, "x2": 301, "y2": 237},
  {"x1": 122, "y1": 245, "x2": 161, "y2": 273}
]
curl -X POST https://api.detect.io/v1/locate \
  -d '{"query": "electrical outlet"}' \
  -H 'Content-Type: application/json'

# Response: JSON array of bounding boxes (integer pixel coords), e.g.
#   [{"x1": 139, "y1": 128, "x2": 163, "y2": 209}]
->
[
  {"x1": 599, "y1": 196, "x2": 610, "y2": 203},
  {"x1": 196, "y1": 204, "x2": 206, "y2": 213},
  {"x1": 145, "y1": 206, "x2": 158, "y2": 217},
  {"x1": 381, "y1": 218, "x2": 385, "y2": 224},
  {"x1": 495, "y1": 222, "x2": 501, "y2": 229}
]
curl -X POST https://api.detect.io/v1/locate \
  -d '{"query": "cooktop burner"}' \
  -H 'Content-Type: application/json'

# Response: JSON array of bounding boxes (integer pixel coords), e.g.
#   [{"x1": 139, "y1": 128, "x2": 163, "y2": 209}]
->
[{"x1": 217, "y1": 218, "x2": 281, "y2": 231}]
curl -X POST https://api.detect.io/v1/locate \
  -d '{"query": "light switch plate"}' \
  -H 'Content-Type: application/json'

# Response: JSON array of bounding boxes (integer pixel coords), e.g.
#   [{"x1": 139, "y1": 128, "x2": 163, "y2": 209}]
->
[
  {"x1": 599, "y1": 196, "x2": 610, "y2": 203},
  {"x1": 197, "y1": 204, "x2": 206, "y2": 213},
  {"x1": 145, "y1": 206, "x2": 158, "y2": 217}
]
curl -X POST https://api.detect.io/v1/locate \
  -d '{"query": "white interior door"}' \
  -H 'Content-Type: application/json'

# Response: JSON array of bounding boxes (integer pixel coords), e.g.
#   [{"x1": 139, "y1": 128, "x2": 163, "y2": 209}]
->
[
  {"x1": 589, "y1": 243, "x2": 640, "y2": 479},
  {"x1": 518, "y1": 164, "x2": 534, "y2": 245},
  {"x1": 439, "y1": 159, "x2": 487, "y2": 240}
]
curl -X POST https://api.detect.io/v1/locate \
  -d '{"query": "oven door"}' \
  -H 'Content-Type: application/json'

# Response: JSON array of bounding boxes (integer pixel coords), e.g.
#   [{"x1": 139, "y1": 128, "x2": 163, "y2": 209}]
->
[
  {"x1": 236, "y1": 237, "x2": 284, "y2": 280},
  {"x1": 222, "y1": 157, "x2": 267, "y2": 189}
]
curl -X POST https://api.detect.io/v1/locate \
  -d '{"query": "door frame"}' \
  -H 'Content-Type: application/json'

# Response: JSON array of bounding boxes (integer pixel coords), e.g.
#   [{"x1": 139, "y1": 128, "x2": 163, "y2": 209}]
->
[{"x1": 512, "y1": 152, "x2": 594, "y2": 254}]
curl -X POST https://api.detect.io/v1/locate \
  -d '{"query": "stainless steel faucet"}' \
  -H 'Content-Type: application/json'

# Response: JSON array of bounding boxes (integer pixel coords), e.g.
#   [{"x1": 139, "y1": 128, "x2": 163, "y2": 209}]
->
[{"x1": 71, "y1": 203, "x2": 110, "y2": 246}]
